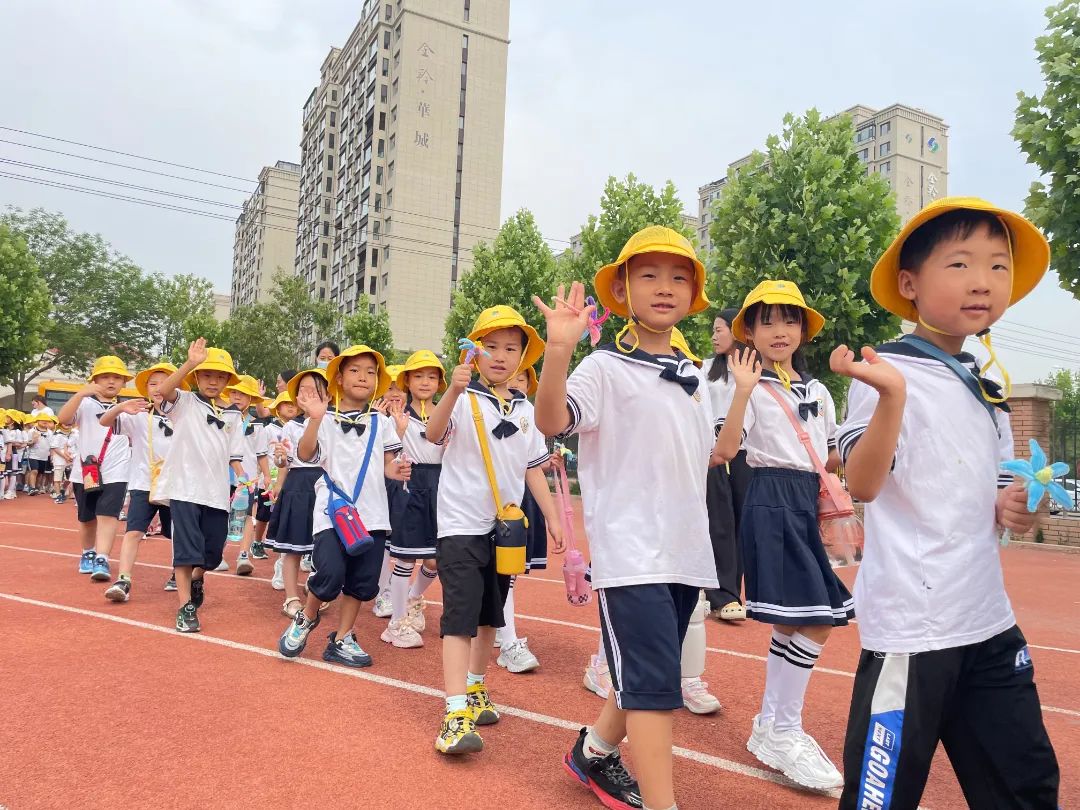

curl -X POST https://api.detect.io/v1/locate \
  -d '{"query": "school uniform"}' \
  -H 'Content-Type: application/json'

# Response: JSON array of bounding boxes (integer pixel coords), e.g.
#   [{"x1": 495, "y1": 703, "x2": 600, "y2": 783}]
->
[
  {"x1": 236, "y1": 414, "x2": 271, "y2": 521},
  {"x1": 71, "y1": 397, "x2": 131, "y2": 522},
  {"x1": 387, "y1": 405, "x2": 444, "y2": 560},
  {"x1": 114, "y1": 409, "x2": 174, "y2": 538},
  {"x1": 561, "y1": 345, "x2": 719, "y2": 711},
  {"x1": 305, "y1": 410, "x2": 401, "y2": 603},
  {"x1": 267, "y1": 417, "x2": 322, "y2": 555},
  {"x1": 49, "y1": 433, "x2": 70, "y2": 483},
  {"x1": 156, "y1": 391, "x2": 245, "y2": 570},
  {"x1": 26, "y1": 429, "x2": 51, "y2": 472},
  {"x1": 836, "y1": 344, "x2": 1059, "y2": 810},
  {"x1": 434, "y1": 382, "x2": 548, "y2": 638},
  {"x1": 262, "y1": 418, "x2": 286, "y2": 543}
]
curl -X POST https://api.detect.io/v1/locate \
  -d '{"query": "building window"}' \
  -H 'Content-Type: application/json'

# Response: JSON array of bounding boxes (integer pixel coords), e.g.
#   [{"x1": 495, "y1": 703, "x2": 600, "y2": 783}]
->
[
  {"x1": 387, "y1": 189, "x2": 393, "y2": 207},
  {"x1": 376, "y1": 166, "x2": 383, "y2": 185},
  {"x1": 384, "y1": 245, "x2": 390, "y2": 260},
  {"x1": 458, "y1": 115, "x2": 465, "y2": 129},
  {"x1": 462, "y1": 34, "x2": 469, "y2": 49},
  {"x1": 374, "y1": 193, "x2": 382, "y2": 212},
  {"x1": 319, "y1": 288, "x2": 326, "y2": 300},
  {"x1": 370, "y1": 276, "x2": 377, "y2": 294},
  {"x1": 329, "y1": 111, "x2": 336, "y2": 127},
  {"x1": 382, "y1": 273, "x2": 389, "y2": 290},
  {"x1": 331, "y1": 89, "x2": 337, "y2": 101},
  {"x1": 324, "y1": 177, "x2": 332, "y2": 192},
  {"x1": 464, "y1": 0, "x2": 470, "y2": 21},
  {"x1": 879, "y1": 121, "x2": 891, "y2": 135},
  {"x1": 389, "y1": 133, "x2": 396, "y2": 151},
  {"x1": 385, "y1": 3, "x2": 392, "y2": 20},
  {"x1": 392, "y1": 78, "x2": 398, "y2": 96},
  {"x1": 326, "y1": 155, "x2": 333, "y2": 170},
  {"x1": 381, "y1": 84, "x2": 388, "y2": 103},
  {"x1": 879, "y1": 141, "x2": 891, "y2": 157},
  {"x1": 383, "y1": 30, "x2": 391, "y2": 48},
  {"x1": 880, "y1": 161, "x2": 891, "y2": 173},
  {"x1": 373, "y1": 222, "x2": 380, "y2": 240},
  {"x1": 385, "y1": 216, "x2": 392, "y2": 233},
  {"x1": 388, "y1": 160, "x2": 394, "y2": 179},
  {"x1": 322, "y1": 222, "x2": 330, "y2": 236},
  {"x1": 377, "y1": 138, "x2": 385, "y2": 157},
  {"x1": 395, "y1": 23, "x2": 401, "y2": 40},
  {"x1": 381, "y1": 57, "x2": 389, "y2": 77},
  {"x1": 328, "y1": 133, "x2": 335, "y2": 148},
  {"x1": 391, "y1": 105, "x2": 397, "y2": 123},
  {"x1": 320, "y1": 265, "x2": 327, "y2": 280},
  {"x1": 321, "y1": 243, "x2": 329, "y2": 258},
  {"x1": 857, "y1": 148, "x2": 869, "y2": 161},
  {"x1": 379, "y1": 112, "x2": 386, "y2": 131}
]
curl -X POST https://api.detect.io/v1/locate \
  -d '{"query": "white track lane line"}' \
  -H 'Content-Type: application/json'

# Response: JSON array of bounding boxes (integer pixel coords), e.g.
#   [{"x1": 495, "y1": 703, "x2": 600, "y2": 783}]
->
[
  {"x1": 0, "y1": 590, "x2": 838, "y2": 799},
  {"x1": 2, "y1": 539, "x2": 1077, "y2": 721}
]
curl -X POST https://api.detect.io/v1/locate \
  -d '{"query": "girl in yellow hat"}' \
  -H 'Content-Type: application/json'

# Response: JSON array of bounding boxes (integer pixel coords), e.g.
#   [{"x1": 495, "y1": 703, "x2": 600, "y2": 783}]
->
[
  {"x1": 226, "y1": 375, "x2": 273, "y2": 576},
  {"x1": 713, "y1": 280, "x2": 851, "y2": 790},
  {"x1": 56, "y1": 355, "x2": 134, "y2": 581},
  {"x1": 24, "y1": 414, "x2": 57, "y2": 495},
  {"x1": 370, "y1": 364, "x2": 410, "y2": 620}
]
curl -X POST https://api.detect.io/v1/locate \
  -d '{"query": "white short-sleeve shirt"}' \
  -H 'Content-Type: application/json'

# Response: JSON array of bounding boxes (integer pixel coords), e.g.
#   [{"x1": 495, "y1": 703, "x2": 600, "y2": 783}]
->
[
  {"x1": 49, "y1": 432, "x2": 70, "y2": 466},
  {"x1": 114, "y1": 410, "x2": 173, "y2": 492},
  {"x1": 563, "y1": 347, "x2": 720, "y2": 590},
  {"x1": 308, "y1": 410, "x2": 402, "y2": 535},
  {"x1": 75, "y1": 397, "x2": 131, "y2": 484},
  {"x1": 280, "y1": 418, "x2": 321, "y2": 470},
  {"x1": 27, "y1": 429, "x2": 52, "y2": 461},
  {"x1": 400, "y1": 405, "x2": 446, "y2": 465},
  {"x1": 235, "y1": 417, "x2": 269, "y2": 482},
  {"x1": 435, "y1": 383, "x2": 549, "y2": 538},
  {"x1": 156, "y1": 390, "x2": 246, "y2": 510},
  {"x1": 706, "y1": 367, "x2": 737, "y2": 426},
  {"x1": 837, "y1": 345, "x2": 1016, "y2": 653},
  {"x1": 740, "y1": 374, "x2": 837, "y2": 471}
]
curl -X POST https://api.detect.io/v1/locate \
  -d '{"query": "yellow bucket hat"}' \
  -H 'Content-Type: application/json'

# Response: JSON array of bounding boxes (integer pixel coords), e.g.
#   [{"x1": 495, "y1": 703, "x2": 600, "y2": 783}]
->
[
  {"x1": 286, "y1": 368, "x2": 329, "y2": 405},
  {"x1": 397, "y1": 350, "x2": 447, "y2": 393},
  {"x1": 670, "y1": 326, "x2": 702, "y2": 367},
  {"x1": 517, "y1": 365, "x2": 538, "y2": 397},
  {"x1": 89, "y1": 355, "x2": 134, "y2": 381},
  {"x1": 870, "y1": 196, "x2": 1050, "y2": 322},
  {"x1": 268, "y1": 391, "x2": 295, "y2": 416},
  {"x1": 731, "y1": 280, "x2": 826, "y2": 343},
  {"x1": 326, "y1": 345, "x2": 392, "y2": 402},
  {"x1": 594, "y1": 226, "x2": 711, "y2": 320},
  {"x1": 385, "y1": 365, "x2": 405, "y2": 390},
  {"x1": 134, "y1": 362, "x2": 184, "y2": 399},
  {"x1": 463, "y1": 306, "x2": 546, "y2": 373},
  {"x1": 185, "y1": 347, "x2": 240, "y2": 389},
  {"x1": 33, "y1": 413, "x2": 58, "y2": 424},
  {"x1": 225, "y1": 374, "x2": 266, "y2": 404}
]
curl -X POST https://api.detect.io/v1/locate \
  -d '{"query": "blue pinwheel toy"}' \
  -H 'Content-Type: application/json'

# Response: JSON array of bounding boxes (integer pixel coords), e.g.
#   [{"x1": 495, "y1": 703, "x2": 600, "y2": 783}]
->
[{"x1": 998, "y1": 439, "x2": 1074, "y2": 545}]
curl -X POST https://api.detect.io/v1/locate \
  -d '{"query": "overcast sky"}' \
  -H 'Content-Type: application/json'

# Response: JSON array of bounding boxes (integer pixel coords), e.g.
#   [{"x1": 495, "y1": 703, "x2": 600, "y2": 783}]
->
[{"x1": 3, "y1": 0, "x2": 1078, "y2": 381}]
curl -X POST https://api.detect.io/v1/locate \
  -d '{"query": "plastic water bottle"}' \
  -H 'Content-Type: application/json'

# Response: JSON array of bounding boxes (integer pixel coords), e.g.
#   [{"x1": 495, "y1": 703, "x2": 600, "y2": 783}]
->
[{"x1": 227, "y1": 486, "x2": 249, "y2": 543}]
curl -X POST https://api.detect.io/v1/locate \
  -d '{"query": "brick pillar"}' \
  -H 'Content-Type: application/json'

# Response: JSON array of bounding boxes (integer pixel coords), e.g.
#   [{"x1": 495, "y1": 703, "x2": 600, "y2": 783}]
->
[{"x1": 1008, "y1": 384, "x2": 1064, "y2": 543}]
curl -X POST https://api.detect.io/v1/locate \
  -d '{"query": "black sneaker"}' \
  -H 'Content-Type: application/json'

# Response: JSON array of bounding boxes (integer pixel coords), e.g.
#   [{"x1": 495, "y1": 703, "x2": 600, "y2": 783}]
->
[
  {"x1": 176, "y1": 601, "x2": 200, "y2": 633},
  {"x1": 163, "y1": 573, "x2": 177, "y2": 592},
  {"x1": 191, "y1": 578, "x2": 205, "y2": 609},
  {"x1": 563, "y1": 727, "x2": 643, "y2": 809},
  {"x1": 105, "y1": 579, "x2": 131, "y2": 602},
  {"x1": 250, "y1": 541, "x2": 269, "y2": 560}
]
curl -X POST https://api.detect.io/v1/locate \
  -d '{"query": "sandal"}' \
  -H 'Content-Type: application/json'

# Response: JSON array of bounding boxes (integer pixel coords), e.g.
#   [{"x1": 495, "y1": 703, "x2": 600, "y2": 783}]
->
[
  {"x1": 716, "y1": 601, "x2": 746, "y2": 622},
  {"x1": 282, "y1": 597, "x2": 303, "y2": 619}
]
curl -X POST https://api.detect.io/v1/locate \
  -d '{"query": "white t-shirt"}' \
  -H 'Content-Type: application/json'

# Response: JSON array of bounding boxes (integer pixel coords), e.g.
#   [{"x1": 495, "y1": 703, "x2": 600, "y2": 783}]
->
[
  {"x1": 563, "y1": 347, "x2": 719, "y2": 590},
  {"x1": 740, "y1": 374, "x2": 837, "y2": 471},
  {"x1": 308, "y1": 410, "x2": 402, "y2": 534},
  {"x1": 50, "y1": 433, "x2": 70, "y2": 466},
  {"x1": 435, "y1": 384, "x2": 549, "y2": 538},
  {"x1": 114, "y1": 410, "x2": 174, "y2": 492},
  {"x1": 75, "y1": 397, "x2": 131, "y2": 484},
  {"x1": 30, "y1": 405, "x2": 55, "y2": 418},
  {"x1": 706, "y1": 371, "x2": 737, "y2": 425},
  {"x1": 235, "y1": 416, "x2": 269, "y2": 483},
  {"x1": 400, "y1": 406, "x2": 446, "y2": 465},
  {"x1": 27, "y1": 429, "x2": 52, "y2": 461},
  {"x1": 156, "y1": 390, "x2": 246, "y2": 511},
  {"x1": 281, "y1": 419, "x2": 322, "y2": 470},
  {"x1": 837, "y1": 346, "x2": 1016, "y2": 653}
]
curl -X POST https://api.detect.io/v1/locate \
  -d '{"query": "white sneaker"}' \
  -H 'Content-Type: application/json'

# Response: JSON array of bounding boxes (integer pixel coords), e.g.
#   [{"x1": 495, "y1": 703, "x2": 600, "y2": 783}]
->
[
  {"x1": 300, "y1": 553, "x2": 313, "y2": 572},
  {"x1": 406, "y1": 596, "x2": 426, "y2": 633},
  {"x1": 497, "y1": 638, "x2": 540, "y2": 673},
  {"x1": 380, "y1": 617, "x2": 424, "y2": 648},
  {"x1": 583, "y1": 654, "x2": 612, "y2": 699},
  {"x1": 372, "y1": 588, "x2": 393, "y2": 618},
  {"x1": 235, "y1": 552, "x2": 254, "y2": 576},
  {"x1": 215, "y1": 559, "x2": 229, "y2": 571},
  {"x1": 747, "y1": 714, "x2": 773, "y2": 759},
  {"x1": 758, "y1": 725, "x2": 843, "y2": 790},
  {"x1": 271, "y1": 556, "x2": 285, "y2": 591},
  {"x1": 682, "y1": 677, "x2": 722, "y2": 715}
]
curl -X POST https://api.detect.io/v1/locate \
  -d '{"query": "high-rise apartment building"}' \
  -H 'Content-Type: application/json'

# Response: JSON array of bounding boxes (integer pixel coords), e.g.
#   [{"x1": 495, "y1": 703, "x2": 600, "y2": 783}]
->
[
  {"x1": 697, "y1": 103, "x2": 948, "y2": 256},
  {"x1": 295, "y1": 0, "x2": 510, "y2": 350},
  {"x1": 231, "y1": 161, "x2": 300, "y2": 309}
]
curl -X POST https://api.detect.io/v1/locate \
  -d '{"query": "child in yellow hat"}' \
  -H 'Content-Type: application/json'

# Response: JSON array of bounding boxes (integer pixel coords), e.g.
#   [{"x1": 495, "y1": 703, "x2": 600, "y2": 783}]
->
[
  {"x1": 154, "y1": 338, "x2": 249, "y2": 632},
  {"x1": 533, "y1": 226, "x2": 717, "y2": 810},
  {"x1": 48, "y1": 415, "x2": 74, "y2": 501},
  {"x1": 57, "y1": 355, "x2": 134, "y2": 581},
  {"x1": 423, "y1": 306, "x2": 563, "y2": 756},
  {"x1": 370, "y1": 363, "x2": 411, "y2": 619},
  {"x1": 835, "y1": 198, "x2": 1059, "y2": 807},
  {"x1": 97, "y1": 362, "x2": 182, "y2": 602},
  {"x1": 225, "y1": 374, "x2": 273, "y2": 575},
  {"x1": 24, "y1": 413, "x2": 57, "y2": 495}
]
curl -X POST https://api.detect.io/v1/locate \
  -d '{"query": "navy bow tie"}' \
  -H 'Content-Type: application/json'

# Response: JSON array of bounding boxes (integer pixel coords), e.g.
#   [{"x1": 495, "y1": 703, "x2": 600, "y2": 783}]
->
[
  {"x1": 244, "y1": 423, "x2": 255, "y2": 436},
  {"x1": 206, "y1": 414, "x2": 225, "y2": 430},
  {"x1": 340, "y1": 420, "x2": 366, "y2": 436},
  {"x1": 158, "y1": 421, "x2": 173, "y2": 437},
  {"x1": 798, "y1": 401, "x2": 819, "y2": 421},
  {"x1": 492, "y1": 420, "x2": 519, "y2": 440},
  {"x1": 659, "y1": 366, "x2": 699, "y2": 396}
]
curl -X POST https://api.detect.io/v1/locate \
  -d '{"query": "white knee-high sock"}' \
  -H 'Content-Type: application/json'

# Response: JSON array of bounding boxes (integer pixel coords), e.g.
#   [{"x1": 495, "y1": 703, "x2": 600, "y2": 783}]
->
[
  {"x1": 377, "y1": 548, "x2": 392, "y2": 591},
  {"x1": 761, "y1": 629, "x2": 792, "y2": 723},
  {"x1": 773, "y1": 631, "x2": 823, "y2": 733},
  {"x1": 389, "y1": 560, "x2": 414, "y2": 622},
  {"x1": 408, "y1": 564, "x2": 437, "y2": 599},
  {"x1": 680, "y1": 591, "x2": 707, "y2": 679},
  {"x1": 596, "y1": 634, "x2": 607, "y2": 664},
  {"x1": 501, "y1": 576, "x2": 518, "y2": 645}
]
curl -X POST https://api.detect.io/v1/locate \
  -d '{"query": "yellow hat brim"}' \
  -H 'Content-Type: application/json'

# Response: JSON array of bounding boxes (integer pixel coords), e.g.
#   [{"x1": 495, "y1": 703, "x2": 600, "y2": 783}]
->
[
  {"x1": 134, "y1": 364, "x2": 184, "y2": 399},
  {"x1": 286, "y1": 368, "x2": 329, "y2": 405},
  {"x1": 462, "y1": 320, "x2": 546, "y2": 373},
  {"x1": 185, "y1": 364, "x2": 240, "y2": 391},
  {"x1": 731, "y1": 295, "x2": 826, "y2": 343},
  {"x1": 89, "y1": 367, "x2": 134, "y2": 382},
  {"x1": 224, "y1": 382, "x2": 266, "y2": 403},
  {"x1": 396, "y1": 364, "x2": 447, "y2": 394},
  {"x1": 326, "y1": 346, "x2": 391, "y2": 402},
  {"x1": 870, "y1": 196, "x2": 1050, "y2": 321},
  {"x1": 594, "y1": 248, "x2": 711, "y2": 320}
]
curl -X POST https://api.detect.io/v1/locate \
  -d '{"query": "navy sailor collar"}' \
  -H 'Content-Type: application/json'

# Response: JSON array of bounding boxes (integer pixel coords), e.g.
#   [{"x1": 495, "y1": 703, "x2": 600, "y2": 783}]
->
[
  {"x1": 594, "y1": 341, "x2": 700, "y2": 396},
  {"x1": 876, "y1": 340, "x2": 1010, "y2": 412}
]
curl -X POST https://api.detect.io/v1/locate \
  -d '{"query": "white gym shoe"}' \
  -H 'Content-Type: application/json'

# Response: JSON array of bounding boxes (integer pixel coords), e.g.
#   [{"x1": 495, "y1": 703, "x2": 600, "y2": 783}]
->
[
  {"x1": 682, "y1": 677, "x2": 722, "y2": 715},
  {"x1": 215, "y1": 559, "x2": 229, "y2": 571},
  {"x1": 406, "y1": 596, "x2": 426, "y2": 633},
  {"x1": 271, "y1": 556, "x2": 285, "y2": 591},
  {"x1": 235, "y1": 552, "x2": 254, "y2": 576},
  {"x1": 300, "y1": 553, "x2": 313, "y2": 572},
  {"x1": 757, "y1": 725, "x2": 843, "y2": 790},
  {"x1": 380, "y1": 617, "x2": 424, "y2": 648},
  {"x1": 583, "y1": 654, "x2": 612, "y2": 699},
  {"x1": 747, "y1": 713, "x2": 773, "y2": 759},
  {"x1": 496, "y1": 638, "x2": 540, "y2": 673},
  {"x1": 372, "y1": 588, "x2": 393, "y2": 618}
]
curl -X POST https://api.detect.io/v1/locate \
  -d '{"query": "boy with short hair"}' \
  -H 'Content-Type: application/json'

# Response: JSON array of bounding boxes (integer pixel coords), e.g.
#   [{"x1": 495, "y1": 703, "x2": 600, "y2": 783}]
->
[
  {"x1": 534, "y1": 226, "x2": 720, "y2": 810},
  {"x1": 837, "y1": 197, "x2": 1060, "y2": 809},
  {"x1": 424, "y1": 305, "x2": 563, "y2": 756},
  {"x1": 57, "y1": 356, "x2": 134, "y2": 580}
]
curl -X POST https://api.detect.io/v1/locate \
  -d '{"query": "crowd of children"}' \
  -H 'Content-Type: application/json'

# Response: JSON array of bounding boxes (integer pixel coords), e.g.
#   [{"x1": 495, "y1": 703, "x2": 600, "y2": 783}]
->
[{"x1": 5, "y1": 196, "x2": 1062, "y2": 809}]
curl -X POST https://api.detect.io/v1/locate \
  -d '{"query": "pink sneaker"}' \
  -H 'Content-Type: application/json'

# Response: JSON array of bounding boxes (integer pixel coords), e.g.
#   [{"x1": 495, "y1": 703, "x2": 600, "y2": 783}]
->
[
  {"x1": 380, "y1": 617, "x2": 423, "y2": 649},
  {"x1": 682, "y1": 677, "x2": 721, "y2": 714}
]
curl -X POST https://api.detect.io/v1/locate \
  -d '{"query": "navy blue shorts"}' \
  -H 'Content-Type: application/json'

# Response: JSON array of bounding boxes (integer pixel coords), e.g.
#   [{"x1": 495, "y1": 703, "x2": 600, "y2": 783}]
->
[
  {"x1": 170, "y1": 500, "x2": 228, "y2": 570},
  {"x1": 73, "y1": 482, "x2": 127, "y2": 523},
  {"x1": 598, "y1": 582, "x2": 700, "y2": 711},
  {"x1": 436, "y1": 533, "x2": 511, "y2": 638},
  {"x1": 125, "y1": 490, "x2": 171, "y2": 538},
  {"x1": 306, "y1": 528, "x2": 387, "y2": 603}
]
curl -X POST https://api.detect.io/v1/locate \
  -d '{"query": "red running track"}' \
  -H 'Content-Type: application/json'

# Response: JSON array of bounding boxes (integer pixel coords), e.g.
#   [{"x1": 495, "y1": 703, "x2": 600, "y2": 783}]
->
[{"x1": 0, "y1": 496, "x2": 1077, "y2": 809}]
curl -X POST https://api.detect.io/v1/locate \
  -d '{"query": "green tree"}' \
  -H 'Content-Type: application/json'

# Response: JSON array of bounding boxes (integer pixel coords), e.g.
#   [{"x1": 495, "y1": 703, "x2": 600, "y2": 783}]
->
[
  {"x1": 152, "y1": 273, "x2": 215, "y2": 360},
  {"x1": 708, "y1": 109, "x2": 902, "y2": 400},
  {"x1": 443, "y1": 209, "x2": 557, "y2": 360},
  {"x1": 0, "y1": 208, "x2": 161, "y2": 403},
  {"x1": 343, "y1": 295, "x2": 395, "y2": 360},
  {"x1": 0, "y1": 224, "x2": 50, "y2": 391},
  {"x1": 270, "y1": 271, "x2": 338, "y2": 366},
  {"x1": 218, "y1": 302, "x2": 285, "y2": 388},
  {"x1": 1014, "y1": 0, "x2": 1080, "y2": 298}
]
